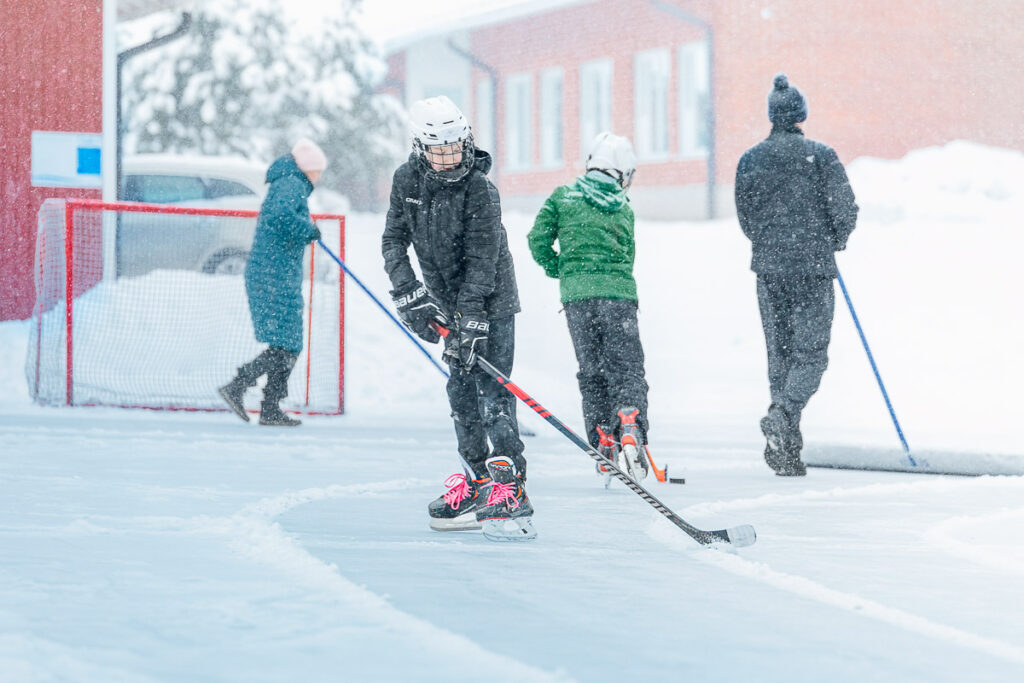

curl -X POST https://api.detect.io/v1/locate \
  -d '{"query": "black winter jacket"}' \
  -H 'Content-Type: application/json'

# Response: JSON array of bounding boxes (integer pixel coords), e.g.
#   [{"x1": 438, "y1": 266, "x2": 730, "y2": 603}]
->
[
  {"x1": 735, "y1": 126, "x2": 858, "y2": 278},
  {"x1": 382, "y1": 150, "x2": 520, "y2": 319}
]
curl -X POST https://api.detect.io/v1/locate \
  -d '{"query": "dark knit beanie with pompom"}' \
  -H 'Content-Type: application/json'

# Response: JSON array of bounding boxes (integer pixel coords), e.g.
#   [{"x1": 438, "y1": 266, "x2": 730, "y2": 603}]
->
[{"x1": 767, "y1": 73, "x2": 808, "y2": 125}]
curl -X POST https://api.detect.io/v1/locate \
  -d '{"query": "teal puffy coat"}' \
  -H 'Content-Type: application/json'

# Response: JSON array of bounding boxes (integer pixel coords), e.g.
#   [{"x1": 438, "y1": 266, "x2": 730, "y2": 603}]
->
[{"x1": 244, "y1": 155, "x2": 320, "y2": 353}]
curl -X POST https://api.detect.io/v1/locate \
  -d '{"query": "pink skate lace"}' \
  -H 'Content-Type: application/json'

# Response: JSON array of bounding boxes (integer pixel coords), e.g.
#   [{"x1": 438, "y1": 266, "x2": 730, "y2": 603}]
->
[
  {"x1": 442, "y1": 473, "x2": 473, "y2": 510},
  {"x1": 485, "y1": 481, "x2": 520, "y2": 510}
]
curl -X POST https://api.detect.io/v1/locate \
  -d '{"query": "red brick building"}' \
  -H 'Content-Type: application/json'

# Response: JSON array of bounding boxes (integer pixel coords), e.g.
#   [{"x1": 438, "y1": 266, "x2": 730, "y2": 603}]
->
[{"x1": 384, "y1": 0, "x2": 1024, "y2": 219}]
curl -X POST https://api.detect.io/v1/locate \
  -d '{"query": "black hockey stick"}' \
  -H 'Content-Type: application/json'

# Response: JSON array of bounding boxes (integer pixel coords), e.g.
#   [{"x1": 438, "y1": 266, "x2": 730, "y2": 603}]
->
[{"x1": 434, "y1": 324, "x2": 756, "y2": 547}]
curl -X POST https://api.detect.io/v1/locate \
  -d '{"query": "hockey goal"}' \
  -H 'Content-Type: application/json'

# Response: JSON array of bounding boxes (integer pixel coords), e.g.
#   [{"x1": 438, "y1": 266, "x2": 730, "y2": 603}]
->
[{"x1": 26, "y1": 198, "x2": 345, "y2": 415}]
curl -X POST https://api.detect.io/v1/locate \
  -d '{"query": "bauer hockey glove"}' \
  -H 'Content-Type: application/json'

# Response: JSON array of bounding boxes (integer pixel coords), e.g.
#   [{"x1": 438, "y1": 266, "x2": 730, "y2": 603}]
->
[
  {"x1": 454, "y1": 312, "x2": 489, "y2": 369},
  {"x1": 391, "y1": 282, "x2": 449, "y2": 344}
]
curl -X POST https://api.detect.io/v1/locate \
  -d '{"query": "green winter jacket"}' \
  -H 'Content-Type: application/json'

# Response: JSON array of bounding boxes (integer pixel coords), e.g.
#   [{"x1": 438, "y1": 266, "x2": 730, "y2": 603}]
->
[
  {"x1": 244, "y1": 154, "x2": 321, "y2": 353},
  {"x1": 528, "y1": 173, "x2": 637, "y2": 304}
]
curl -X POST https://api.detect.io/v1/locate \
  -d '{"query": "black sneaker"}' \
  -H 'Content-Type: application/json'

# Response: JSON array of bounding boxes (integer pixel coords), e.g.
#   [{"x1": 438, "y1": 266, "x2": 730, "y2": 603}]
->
[
  {"x1": 428, "y1": 472, "x2": 489, "y2": 531},
  {"x1": 259, "y1": 402, "x2": 302, "y2": 427},
  {"x1": 218, "y1": 382, "x2": 249, "y2": 422}
]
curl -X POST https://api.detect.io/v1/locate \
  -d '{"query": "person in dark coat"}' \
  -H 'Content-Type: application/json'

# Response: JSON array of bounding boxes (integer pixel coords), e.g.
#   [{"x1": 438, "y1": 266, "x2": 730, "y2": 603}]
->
[
  {"x1": 735, "y1": 74, "x2": 859, "y2": 476},
  {"x1": 218, "y1": 138, "x2": 327, "y2": 427},
  {"x1": 383, "y1": 95, "x2": 532, "y2": 540}
]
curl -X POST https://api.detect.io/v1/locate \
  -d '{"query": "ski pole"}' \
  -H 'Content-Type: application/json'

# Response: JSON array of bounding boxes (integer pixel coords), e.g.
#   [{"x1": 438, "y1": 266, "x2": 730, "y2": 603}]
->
[
  {"x1": 837, "y1": 269, "x2": 914, "y2": 463},
  {"x1": 432, "y1": 323, "x2": 755, "y2": 547},
  {"x1": 316, "y1": 240, "x2": 450, "y2": 379}
]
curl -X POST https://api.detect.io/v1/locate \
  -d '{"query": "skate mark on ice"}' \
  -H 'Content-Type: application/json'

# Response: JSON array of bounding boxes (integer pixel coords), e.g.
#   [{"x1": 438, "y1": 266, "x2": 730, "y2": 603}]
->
[
  {"x1": 925, "y1": 507, "x2": 1024, "y2": 576},
  {"x1": 227, "y1": 480, "x2": 570, "y2": 682},
  {"x1": 646, "y1": 497, "x2": 1024, "y2": 665},
  {"x1": 679, "y1": 476, "x2": 1024, "y2": 518}
]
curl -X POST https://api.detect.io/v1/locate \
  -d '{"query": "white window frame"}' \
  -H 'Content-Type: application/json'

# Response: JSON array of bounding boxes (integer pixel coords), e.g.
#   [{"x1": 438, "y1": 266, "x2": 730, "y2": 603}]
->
[
  {"x1": 475, "y1": 78, "x2": 495, "y2": 155},
  {"x1": 504, "y1": 73, "x2": 532, "y2": 171},
  {"x1": 633, "y1": 48, "x2": 671, "y2": 161},
  {"x1": 579, "y1": 58, "x2": 612, "y2": 160},
  {"x1": 539, "y1": 68, "x2": 564, "y2": 168},
  {"x1": 679, "y1": 41, "x2": 710, "y2": 158}
]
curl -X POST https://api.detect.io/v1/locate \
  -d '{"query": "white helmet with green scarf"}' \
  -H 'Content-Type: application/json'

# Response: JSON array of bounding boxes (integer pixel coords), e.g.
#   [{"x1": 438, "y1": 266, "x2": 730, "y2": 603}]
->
[{"x1": 585, "y1": 132, "x2": 636, "y2": 190}]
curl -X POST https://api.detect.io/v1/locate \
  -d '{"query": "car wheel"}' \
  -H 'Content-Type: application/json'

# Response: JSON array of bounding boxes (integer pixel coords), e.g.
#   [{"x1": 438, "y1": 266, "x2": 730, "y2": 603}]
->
[{"x1": 203, "y1": 248, "x2": 249, "y2": 275}]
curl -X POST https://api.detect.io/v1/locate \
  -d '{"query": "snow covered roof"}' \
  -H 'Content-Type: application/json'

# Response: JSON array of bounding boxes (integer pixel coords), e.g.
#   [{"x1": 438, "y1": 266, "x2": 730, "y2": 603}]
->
[
  {"x1": 118, "y1": 0, "x2": 189, "y2": 21},
  {"x1": 378, "y1": 0, "x2": 597, "y2": 53}
]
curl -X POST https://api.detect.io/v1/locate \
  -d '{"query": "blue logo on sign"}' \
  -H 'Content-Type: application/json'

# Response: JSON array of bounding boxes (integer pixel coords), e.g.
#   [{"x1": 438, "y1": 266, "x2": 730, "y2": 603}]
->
[{"x1": 77, "y1": 147, "x2": 101, "y2": 175}]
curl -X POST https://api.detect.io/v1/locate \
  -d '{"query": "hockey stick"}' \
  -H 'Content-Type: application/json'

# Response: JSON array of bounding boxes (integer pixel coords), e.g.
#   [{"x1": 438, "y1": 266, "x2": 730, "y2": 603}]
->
[
  {"x1": 315, "y1": 240, "x2": 539, "y2": 437},
  {"x1": 837, "y1": 270, "x2": 914, "y2": 464},
  {"x1": 433, "y1": 324, "x2": 755, "y2": 547},
  {"x1": 316, "y1": 239, "x2": 450, "y2": 378}
]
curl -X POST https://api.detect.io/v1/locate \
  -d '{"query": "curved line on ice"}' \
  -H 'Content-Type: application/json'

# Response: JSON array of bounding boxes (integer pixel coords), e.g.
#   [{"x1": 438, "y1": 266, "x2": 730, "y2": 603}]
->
[
  {"x1": 648, "y1": 506, "x2": 1024, "y2": 665},
  {"x1": 925, "y1": 507, "x2": 1024, "y2": 576},
  {"x1": 680, "y1": 475, "x2": 1024, "y2": 518},
  {"x1": 228, "y1": 479, "x2": 571, "y2": 683}
]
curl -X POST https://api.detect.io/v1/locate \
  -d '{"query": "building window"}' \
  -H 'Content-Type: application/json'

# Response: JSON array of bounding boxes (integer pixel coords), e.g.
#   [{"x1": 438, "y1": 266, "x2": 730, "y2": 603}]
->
[
  {"x1": 475, "y1": 78, "x2": 495, "y2": 155},
  {"x1": 679, "y1": 41, "x2": 710, "y2": 157},
  {"x1": 540, "y1": 68, "x2": 564, "y2": 167},
  {"x1": 579, "y1": 59, "x2": 612, "y2": 158},
  {"x1": 634, "y1": 48, "x2": 670, "y2": 159},
  {"x1": 505, "y1": 73, "x2": 532, "y2": 170}
]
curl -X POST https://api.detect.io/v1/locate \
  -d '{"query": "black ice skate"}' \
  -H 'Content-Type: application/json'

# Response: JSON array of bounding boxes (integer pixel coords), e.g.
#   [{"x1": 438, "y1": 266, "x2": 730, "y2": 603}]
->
[
  {"x1": 428, "y1": 472, "x2": 489, "y2": 531},
  {"x1": 218, "y1": 381, "x2": 250, "y2": 422},
  {"x1": 475, "y1": 456, "x2": 536, "y2": 541},
  {"x1": 617, "y1": 407, "x2": 649, "y2": 481},
  {"x1": 259, "y1": 401, "x2": 302, "y2": 427},
  {"x1": 594, "y1": 424, "x2": 619, "y2": 488}
]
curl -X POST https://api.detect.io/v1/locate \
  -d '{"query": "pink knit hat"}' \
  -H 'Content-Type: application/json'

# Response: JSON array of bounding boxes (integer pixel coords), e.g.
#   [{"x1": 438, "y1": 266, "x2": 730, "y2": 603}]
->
[{"x1": 291, "y1": 138, "x2": 328, "y2": 172}]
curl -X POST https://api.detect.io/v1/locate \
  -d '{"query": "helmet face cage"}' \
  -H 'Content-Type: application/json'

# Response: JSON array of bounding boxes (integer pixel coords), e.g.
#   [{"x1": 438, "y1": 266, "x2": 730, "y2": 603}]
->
[
  {"x1": 589, "y1": 163, "x2": 635, "y2": 191},
  {"x1": 415, "y1": 133, "x2": 476, "y2": 183}
]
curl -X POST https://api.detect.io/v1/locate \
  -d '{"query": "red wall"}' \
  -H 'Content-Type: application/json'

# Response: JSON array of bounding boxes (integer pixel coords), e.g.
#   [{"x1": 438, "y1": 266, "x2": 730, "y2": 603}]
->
[
  {"x1": 0, "y1": 0, "x2": 104, "y2": 320},
  {"x1": 448, "y1": 0, "x2": 1024, "y2": 197}
]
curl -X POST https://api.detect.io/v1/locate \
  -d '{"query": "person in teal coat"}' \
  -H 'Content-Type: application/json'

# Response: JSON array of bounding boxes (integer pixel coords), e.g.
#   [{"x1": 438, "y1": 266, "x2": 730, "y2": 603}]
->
[
  {"x1": 528, "y1": 132, "x2": 653, "y2": 482},
  {"x1": 219, "y1": 138, "x2": 327, "y2": 427}
]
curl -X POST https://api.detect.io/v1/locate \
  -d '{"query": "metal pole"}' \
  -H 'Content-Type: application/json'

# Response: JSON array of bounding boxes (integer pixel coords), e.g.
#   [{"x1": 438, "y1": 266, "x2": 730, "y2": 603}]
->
[
  {"x1": 446, "y1": 38, "x2": 500, "y2": 187},
  {"x1": 647, "y1": 0, "x2": 716, "y2": 219}
]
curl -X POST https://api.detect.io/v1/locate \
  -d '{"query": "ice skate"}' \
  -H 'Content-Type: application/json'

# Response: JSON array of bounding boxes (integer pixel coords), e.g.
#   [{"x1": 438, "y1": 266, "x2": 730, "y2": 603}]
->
[
  {"x1": 617, "y1": 407, "x2": 648, "y2": 481},
  {"x1": 594, "y1": 424, "x2": 618, "y2": 488},
  {"x1": 428, "y1": 472, "x2": 489, "y2": 531},
  {"x1": 476, "y1": 456, "x2": 536, "y2": 541}
]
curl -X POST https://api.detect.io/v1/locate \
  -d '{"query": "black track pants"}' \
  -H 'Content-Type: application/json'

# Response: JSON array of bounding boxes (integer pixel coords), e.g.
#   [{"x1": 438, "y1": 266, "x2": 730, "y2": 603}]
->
[
  {"x1": 564, "y1": 298, "x2": 649, "y2": 447},
  {"x1": 446, "y1": 315, "x2": 525, "y2": 480},
  {"x1": 756, "y1": 274, "x2": 835, "y2": 425}
]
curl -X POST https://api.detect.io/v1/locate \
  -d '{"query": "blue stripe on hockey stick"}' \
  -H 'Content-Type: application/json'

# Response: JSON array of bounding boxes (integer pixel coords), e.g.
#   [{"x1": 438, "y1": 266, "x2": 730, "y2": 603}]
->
[
  {"x1": 316, "y1": 239, "x2": 450, "y2": 379},
  {"x1": 837, "y1": 270, "x2": 914, "y2": 464}
]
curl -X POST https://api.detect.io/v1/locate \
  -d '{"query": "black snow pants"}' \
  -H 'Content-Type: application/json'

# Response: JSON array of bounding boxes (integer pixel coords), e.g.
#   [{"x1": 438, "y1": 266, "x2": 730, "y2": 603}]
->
[
  {"x1": 445, "y1": 315, "x2": 525, "y2": 480},
  {"x1": 564, "y1": 298, "x2": 649, "y2": 448},
  {"x1": 756, "y1": 274, "x2": 835, "y2": 426},
  {"x1": 235, "y1": 346, "x2": 299, "y2": 405}
]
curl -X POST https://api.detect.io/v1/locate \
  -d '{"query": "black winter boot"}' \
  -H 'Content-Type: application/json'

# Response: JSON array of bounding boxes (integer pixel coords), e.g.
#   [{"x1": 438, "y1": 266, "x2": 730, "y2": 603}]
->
[
  {"x1": 259, "y1": 401, "x2": 302, "y2": 427},
  {"x1": 218, "y1": 379, "x2": 250, "y2": 422}
]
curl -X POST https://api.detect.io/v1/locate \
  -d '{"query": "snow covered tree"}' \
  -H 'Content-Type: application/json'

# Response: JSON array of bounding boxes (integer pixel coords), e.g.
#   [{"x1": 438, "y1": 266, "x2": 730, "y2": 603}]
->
[{"x1": 119, "y1": 0, "x2": 403, "y2": 209}]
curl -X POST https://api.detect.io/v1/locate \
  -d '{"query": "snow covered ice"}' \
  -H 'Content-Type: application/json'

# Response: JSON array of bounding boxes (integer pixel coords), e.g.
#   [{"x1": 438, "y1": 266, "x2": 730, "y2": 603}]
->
[{"x1": 1, "y1": 141, "x2": 1023, "y2": 681}]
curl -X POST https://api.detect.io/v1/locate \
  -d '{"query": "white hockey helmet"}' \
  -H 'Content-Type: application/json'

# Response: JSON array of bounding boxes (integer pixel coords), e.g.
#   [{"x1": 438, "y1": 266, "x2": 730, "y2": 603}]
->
[
  {"x1": 586, "y1": 132, "x2": 637, "y2": 189},
  {"x1": 409, "y1": 95, "x2": 471, "y2": 147},
  {"x1": 408, "y1": 95, "x2": 475, "y2": 182}
]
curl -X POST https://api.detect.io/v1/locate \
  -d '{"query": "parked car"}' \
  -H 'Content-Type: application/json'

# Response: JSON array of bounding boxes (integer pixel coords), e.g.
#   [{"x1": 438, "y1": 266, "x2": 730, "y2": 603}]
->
[{"x1": 118, "y1": 154, "x2": 268, "y2": 277}]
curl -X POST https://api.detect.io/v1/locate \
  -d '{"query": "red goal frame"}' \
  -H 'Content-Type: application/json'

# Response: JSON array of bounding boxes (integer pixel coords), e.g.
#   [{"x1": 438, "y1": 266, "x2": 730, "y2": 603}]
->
[{"x1": 35, "y1": 198, "x2": 345, "y2": 415}]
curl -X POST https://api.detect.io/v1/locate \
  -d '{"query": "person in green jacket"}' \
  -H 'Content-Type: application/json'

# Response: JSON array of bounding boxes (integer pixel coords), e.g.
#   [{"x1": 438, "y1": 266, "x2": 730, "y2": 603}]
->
[
  {"x1": 218, "y1": 138, "x2": 327, "y2": 427},
  {"x1": 528, "y1": 132, "x2": 652, "y2": 481}
]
